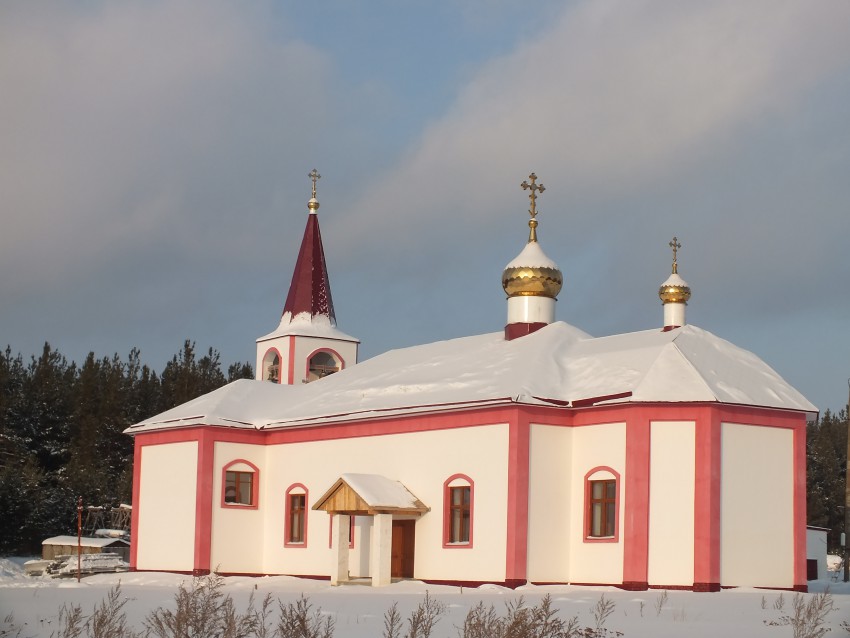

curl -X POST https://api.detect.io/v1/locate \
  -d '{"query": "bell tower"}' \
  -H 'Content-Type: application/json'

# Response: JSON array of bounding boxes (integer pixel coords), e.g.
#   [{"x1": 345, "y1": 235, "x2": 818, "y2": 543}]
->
[{"x1": 256, "y1": 170, "x2": 359, "y2": 383}]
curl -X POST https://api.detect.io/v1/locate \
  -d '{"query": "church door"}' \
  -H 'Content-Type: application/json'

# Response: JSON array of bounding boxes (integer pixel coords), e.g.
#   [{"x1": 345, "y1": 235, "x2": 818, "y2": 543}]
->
[{"x1": 391, "y1": 520, "x2": 415, "y2": 578}]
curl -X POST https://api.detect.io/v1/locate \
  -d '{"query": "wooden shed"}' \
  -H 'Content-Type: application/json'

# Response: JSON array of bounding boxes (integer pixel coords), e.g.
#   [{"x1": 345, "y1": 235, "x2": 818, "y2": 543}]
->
[{"x1": 42, "y1": 536, "x2": 130, "y2": 562}]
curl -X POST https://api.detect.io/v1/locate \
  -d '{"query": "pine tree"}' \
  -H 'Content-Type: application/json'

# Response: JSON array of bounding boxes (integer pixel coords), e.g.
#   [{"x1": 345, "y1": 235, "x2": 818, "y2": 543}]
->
[
  {"x1": 20, "y1": 343, "x2": 76, "y2": 472},
  {"x1": 807, "y1": 409, "x2": 848, "y2": 550},
  {"x1": 228, "y1": 361, "x2": 254, "y2": 382}
]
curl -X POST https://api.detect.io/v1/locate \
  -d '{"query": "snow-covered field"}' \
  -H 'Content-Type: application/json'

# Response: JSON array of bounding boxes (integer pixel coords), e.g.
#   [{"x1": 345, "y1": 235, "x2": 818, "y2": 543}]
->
[{"x1": 1, "y1": 557, "x2": 848, "y2": 638}]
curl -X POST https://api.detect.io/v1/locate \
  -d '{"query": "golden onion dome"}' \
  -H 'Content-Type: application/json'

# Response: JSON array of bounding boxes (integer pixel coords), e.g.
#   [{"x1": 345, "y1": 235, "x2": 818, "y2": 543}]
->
[
  {"x1": 658, "y1": 236, "x2": 690, "y2": 304},
  {"x1": 502, "y1": 241, "x2": 563, "y2": 299},
  {"x1": 658, "y1": 271, "x2": 691, "y2": 304}
]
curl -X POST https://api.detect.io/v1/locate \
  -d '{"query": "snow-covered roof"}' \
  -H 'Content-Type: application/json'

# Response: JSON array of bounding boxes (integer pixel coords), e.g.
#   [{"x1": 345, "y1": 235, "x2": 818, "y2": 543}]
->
[
  {"x1": 42, "y1": 536, "x2": 129, "y2": 548},
  {"x1": 257, "y1": 311, "x2": 359, "y2": 343},
  {"x1": 338, "y1": 473, "x2": 422, "y2": 510},
  {"x1": 127, "y1": 322, "x2": 816, "y2": 434}
]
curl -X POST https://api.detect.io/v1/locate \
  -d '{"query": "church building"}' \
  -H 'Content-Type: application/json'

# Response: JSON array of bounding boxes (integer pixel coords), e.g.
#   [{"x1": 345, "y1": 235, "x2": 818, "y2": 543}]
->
[{"x1": 128, "y1": 172, "x2": 815, "y2": 591}]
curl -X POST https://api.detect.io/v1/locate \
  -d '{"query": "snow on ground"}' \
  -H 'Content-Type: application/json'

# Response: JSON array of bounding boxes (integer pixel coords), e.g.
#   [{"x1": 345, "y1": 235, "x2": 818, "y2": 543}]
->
[{"x1": 1, "y1": 557, "x2": 849, "y2": 638}]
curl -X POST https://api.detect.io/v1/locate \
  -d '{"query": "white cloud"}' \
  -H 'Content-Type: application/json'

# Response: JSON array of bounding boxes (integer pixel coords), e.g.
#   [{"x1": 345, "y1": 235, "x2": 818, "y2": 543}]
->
[
  {"x1": 0, "y1": 0, "x2": 332, "y2": 294},
  {"x1": 333, "y1": 0, "x2": 850, "y2": 256}
]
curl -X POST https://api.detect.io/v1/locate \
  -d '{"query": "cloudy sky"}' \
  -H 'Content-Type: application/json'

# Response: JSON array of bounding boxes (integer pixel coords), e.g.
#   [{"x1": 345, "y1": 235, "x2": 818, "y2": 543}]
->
[{"x1": 2, "y1": 0, "x2": 849, "y2": 413}]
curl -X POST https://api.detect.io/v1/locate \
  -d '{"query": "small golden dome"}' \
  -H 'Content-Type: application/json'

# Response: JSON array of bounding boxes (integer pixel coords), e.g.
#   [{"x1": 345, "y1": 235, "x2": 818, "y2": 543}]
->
[
  {"x1": 502, "y1": 242, "x2": 563, "y2": 299},
  {"x1": 658, "y1": 273, "x2": 691, "y2": 304}
]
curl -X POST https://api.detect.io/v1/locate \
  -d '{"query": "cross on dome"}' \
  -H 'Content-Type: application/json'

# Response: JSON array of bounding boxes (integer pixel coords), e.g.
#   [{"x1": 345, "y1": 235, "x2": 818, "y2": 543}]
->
[
  {"x1": 309, "y1": 168, "x2": 321, "y2": 198},
  {"x1": 669, "y1": 236, "x2": 682, "y2": 274},
  {"x1": 520, "y1": 173, "x2": 545, "y2": 243}
]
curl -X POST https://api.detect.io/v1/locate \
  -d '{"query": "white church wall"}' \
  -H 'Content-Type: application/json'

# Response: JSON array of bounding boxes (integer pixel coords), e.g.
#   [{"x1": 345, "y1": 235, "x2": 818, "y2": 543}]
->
[
  {"x1": 136, "y1": 441, "x2": 198, "y2": 571},
  {"x1": 261, "y1": 423, "x2": 510, "y2": 582},
  {"x1": 210, "y1": 442, "x2": 267, "y2": 574},
  {"x1": 568, "y1": 422, "x2": 626, "y2": 585},
  {"x1": 527, "y1": 424, "x2": 572, "y2": 582},
  {"x1": 721, "y1": 422, "x2": 794, "y2": 587},
  {"x1": 647, "y1": 420, "x2": 695, "y2": 586}
]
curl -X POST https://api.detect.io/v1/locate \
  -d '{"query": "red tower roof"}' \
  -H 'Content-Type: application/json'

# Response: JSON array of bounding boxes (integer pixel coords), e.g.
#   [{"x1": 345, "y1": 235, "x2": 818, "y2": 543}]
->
[{"x1": 282, "y1": 210, "x2": 336, "y2": 325}]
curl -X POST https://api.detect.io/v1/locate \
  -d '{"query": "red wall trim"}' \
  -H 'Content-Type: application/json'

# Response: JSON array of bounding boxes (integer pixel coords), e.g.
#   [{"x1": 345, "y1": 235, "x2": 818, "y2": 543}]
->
[
  {"x1": 582, "y1": 466, "x2": 621, "y2": 543},
  {"x1": 129, "y1": 436, "x2": 143, "y2": 569},
  {"x1": 623, "y1": 412, "x2": 650, "y2": 589},
  {"x1": 264, "y1": 406, "x2": 520, "y2": 445},
  {"x1": 442, "y1": 474, "x2": 474, "y2": 549},
  {"x1": 792, "y1": 422, "x2": 807, "y2": 589},
  {"x1": 504, "y1": 322, "x2": 547, "y2": 340},
  {"x1": 194, "y1": 430, "x2": 215, "y2": 575},
  {"x1": 693, "y1": 407, "x2": 721, "y2": 590},
  {"x1": 220, "y1": 459, "x2": 260, "y2": 510},
  {"x1": 286, "y1": 336, "x2": 296, "y2": 385},
  {"x1": 505, "y1": 416, "x2": 529, "y2": 581}
]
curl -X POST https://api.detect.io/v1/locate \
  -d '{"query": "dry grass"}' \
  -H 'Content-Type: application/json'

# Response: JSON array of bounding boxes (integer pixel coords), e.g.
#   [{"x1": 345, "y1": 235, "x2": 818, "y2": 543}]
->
[{"x1": 764, "y1": 590, "x2": 835, "y2": 638}]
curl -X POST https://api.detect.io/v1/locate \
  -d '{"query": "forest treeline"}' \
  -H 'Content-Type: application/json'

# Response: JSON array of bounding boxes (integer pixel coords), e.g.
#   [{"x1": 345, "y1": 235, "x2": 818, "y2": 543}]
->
[
  {"x1": 0, "y1": 340, "x2": 848, "y2": 556},
  {"x1": 0, "y1": 341, "x2": 253, "y2": 554},
  {"x1": 807, "y1": 408, "x2": 848, "y2": 550}
]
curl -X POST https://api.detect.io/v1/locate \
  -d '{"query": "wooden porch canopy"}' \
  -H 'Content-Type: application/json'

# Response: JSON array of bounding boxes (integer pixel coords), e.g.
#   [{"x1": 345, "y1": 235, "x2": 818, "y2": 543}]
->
[{"x1": 312, "y1": 473, "x2": 429, "y2": 516}]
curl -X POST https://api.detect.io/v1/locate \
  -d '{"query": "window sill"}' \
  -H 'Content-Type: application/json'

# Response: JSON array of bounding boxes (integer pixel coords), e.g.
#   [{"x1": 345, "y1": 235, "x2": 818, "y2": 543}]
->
[
  {"x1": 584, "y1": 535, "x2": 618, "y2": 543},
  {"x1": 222, "y1": 502, "x2": 258, "y2": 510},
  {"x1": 443, "y1": 541, "x2": 472, "y2": 549}
]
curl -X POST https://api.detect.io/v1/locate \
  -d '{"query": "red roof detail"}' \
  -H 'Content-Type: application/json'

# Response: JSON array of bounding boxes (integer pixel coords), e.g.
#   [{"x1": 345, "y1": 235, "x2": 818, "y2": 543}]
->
[{"x1": 282, "y1": 213, "x2": 336, "y2": 324}]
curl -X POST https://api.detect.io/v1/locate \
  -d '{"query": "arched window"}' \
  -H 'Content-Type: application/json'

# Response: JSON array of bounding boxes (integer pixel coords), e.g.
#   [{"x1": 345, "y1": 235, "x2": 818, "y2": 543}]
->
[
  {"x1": 285, "y1": 484, "x2": 309, "y2": 547},
  {"x1": 584, "y1": 466, "x2": 620, "y2": 543},
  {"x1": 306, "y1": 349, "x2": 342, "y2": 382},
  {"x1": 442, "y1": 474, "x2": 474, "y2": 548},
  {"x1": 262, "y1": 349, "x2": 281, "y2": 383},
  {"x1": 221, "y1": 460, "x2": 259, "y2": 509}
]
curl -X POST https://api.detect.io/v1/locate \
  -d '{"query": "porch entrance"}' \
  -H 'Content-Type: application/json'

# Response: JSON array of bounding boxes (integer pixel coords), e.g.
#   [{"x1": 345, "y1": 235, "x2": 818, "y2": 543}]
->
[
  {"x1": 391, "y1": 520, "x2": 415, "y2": 578},
  {"x1": 312, "y1": 474, "x2": 429, "y2": 586}
]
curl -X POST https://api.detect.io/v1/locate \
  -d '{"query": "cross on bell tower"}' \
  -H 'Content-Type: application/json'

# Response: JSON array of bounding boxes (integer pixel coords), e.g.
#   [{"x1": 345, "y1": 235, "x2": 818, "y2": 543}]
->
[{"x1": 308, "y1": 169, "x2": 321, "y2": 213}]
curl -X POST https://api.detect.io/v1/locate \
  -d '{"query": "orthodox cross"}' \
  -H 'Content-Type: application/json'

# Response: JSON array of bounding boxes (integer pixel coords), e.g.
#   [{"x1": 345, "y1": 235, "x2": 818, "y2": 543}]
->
[
  {"x1": 669, "y1": 236, "x2": 682, "y2": 273},
  {"x1": 309, "y1": 169, "x2": 321, "y2": 199},
  {"x1": 521, "y1": 173, "x2": 545, "y2": 242}
]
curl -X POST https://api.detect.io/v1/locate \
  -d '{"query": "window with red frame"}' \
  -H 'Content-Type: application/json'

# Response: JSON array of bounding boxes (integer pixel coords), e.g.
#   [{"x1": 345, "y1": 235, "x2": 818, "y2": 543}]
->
[
  {"x1": 448, "y1": 486, "x2": 471, "y2": 543},
  {"x1": 224, "y1": 471, "x2": 253, "y2": 505},
  {"x1": 288, "y1": 493, "x2": 306, "y2": 543},
  {"x1": 588, "y1": 479, "x2": 616, "y2": 537}
]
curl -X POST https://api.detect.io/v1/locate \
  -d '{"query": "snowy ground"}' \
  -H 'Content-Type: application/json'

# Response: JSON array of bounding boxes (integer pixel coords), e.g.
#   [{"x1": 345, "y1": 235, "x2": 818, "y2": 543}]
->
[{"x1": 1, "y1": 557, "x2": 849, "y2": 638}]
